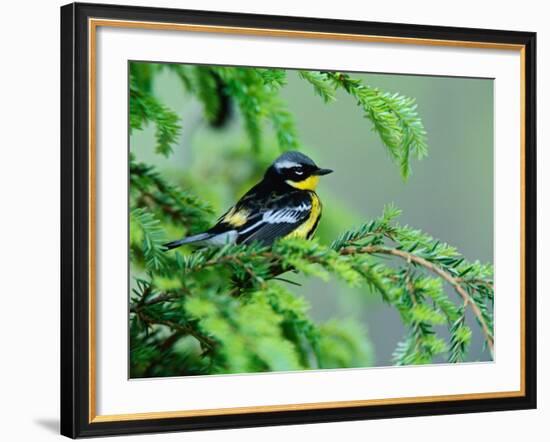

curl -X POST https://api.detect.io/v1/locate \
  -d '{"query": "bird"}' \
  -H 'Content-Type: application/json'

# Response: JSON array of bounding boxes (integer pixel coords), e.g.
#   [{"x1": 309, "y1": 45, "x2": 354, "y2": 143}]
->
[{"x1": 163, "y1": 151, "x2": 333, "y2": 250}]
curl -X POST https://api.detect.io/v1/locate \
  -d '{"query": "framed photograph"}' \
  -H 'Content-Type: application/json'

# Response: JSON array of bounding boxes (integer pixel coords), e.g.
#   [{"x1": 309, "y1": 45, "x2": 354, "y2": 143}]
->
[{"x1": 60, "y1": 2, "x2": 537, "y2": 438}]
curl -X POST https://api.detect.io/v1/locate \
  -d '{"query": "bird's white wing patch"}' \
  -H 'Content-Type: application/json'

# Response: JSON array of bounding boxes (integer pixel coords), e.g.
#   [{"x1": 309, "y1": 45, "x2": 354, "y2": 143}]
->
[{"x1": 240, "y1": 202, "x2": 311, "y2": 234}]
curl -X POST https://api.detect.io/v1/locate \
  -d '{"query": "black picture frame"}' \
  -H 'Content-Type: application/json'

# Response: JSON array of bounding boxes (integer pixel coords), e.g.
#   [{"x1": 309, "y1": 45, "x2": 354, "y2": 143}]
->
[{"x1": 61, "y1": 2, "x2": 537, "y2": 438}]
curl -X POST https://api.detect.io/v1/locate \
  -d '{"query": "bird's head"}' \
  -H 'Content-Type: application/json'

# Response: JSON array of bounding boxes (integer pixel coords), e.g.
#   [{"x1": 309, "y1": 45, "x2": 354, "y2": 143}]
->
[{"x1": 265, "y1": 151, "x2": 333, "y2": 191}]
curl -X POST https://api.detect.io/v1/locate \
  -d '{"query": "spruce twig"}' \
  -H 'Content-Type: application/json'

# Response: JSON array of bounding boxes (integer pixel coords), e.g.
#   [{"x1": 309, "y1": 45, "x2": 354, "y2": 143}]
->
[{"x1": 339, "y1": 245, "x2": 494, "y2": 357}]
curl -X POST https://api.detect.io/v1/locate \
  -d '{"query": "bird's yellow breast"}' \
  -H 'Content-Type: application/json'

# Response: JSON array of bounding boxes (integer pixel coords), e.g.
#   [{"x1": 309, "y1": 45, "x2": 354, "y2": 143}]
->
[{"x1": 285, "y1": 192, "x2": 322, "y2": 240}]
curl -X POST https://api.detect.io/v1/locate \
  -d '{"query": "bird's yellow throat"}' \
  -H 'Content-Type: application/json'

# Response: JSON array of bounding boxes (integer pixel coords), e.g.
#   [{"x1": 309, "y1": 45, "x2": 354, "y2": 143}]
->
[{"x1": 286, "y1": 175, "x2": 320, "y2": 190}]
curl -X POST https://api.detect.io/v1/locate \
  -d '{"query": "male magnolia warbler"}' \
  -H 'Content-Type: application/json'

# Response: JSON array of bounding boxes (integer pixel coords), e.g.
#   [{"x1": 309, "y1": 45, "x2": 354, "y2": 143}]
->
[{"x1": 163, "y1": 151, "x2": 333, "y2": 250}]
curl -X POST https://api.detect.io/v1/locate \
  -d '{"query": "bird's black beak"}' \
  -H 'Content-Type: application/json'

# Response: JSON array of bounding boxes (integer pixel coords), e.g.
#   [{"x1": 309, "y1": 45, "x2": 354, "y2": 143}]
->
[{"x1": 315, "y1": 168, "x2": 334, "y2": 176}]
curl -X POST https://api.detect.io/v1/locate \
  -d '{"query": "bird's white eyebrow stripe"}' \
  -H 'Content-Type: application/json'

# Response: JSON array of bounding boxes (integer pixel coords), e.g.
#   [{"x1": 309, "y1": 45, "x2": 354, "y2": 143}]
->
[{"x1": 275, "y1": 160, "x2": 300, "y2": 170}]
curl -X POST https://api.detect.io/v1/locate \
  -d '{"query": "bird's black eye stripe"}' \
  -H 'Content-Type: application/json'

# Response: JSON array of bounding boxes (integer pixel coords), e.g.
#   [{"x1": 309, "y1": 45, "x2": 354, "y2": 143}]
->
[{"x1": 291, "y1": 166, "x2": 304, "y2": 175}]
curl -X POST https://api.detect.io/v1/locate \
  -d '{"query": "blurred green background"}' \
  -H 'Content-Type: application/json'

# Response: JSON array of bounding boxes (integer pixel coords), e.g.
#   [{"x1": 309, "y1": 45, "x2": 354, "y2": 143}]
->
[{"x1": 131, "y1": 66, "x2": 493, "y2": 366}]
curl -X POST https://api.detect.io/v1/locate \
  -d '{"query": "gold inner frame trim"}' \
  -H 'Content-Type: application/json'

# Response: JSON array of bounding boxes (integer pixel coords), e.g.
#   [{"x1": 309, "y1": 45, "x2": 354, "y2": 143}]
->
[
  {"x1": 91, "y1": 390, "x2": 524, "y2": 423},
  {"x1": 88, "y1": 17, "x2": 527, "y2": 423}
]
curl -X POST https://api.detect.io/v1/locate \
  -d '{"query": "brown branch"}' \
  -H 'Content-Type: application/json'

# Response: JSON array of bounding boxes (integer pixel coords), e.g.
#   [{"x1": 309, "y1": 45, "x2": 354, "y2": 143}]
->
[
  {"x1": 134, "y1": 292, "x2": 181, "y2": 308},
  {"x1": 458, "y1": 277, "x2": 494, "y2": 290},
  {"x1": 168, "y1": 238, "x2": 493, "y2": 357},
  {"x1": 143, "y1": 330, "x2": 187, "y2": 377},
  {"x1": 138, "y1": 192, "x2": 185, "y2": 222},
  {"x1": 134, "y1": 311, "x2": 216, "y2": 351},
  {"x1": 340, "y1": 245, "x2": 494, "y2": 358},
  {"x1": 186, "y1": 251, "x2": 281, "y2": 278}
]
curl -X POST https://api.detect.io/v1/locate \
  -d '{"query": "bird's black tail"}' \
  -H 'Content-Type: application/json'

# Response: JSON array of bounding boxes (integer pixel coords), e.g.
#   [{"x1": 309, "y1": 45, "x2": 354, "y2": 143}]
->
[{"x1": 163, "y1": 232, "x2": 213, "y2": 251}]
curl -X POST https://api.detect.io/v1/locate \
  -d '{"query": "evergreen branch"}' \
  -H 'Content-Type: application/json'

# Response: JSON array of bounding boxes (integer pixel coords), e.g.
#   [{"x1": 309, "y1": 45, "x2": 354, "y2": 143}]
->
[
  {"x1": 185, "y1": 290, "x2": 305, "y2": 373},
  {"x1": 389, "y1": 270, "x2": 447, "y2": 365},
  {"x1": 130, "y1": 208, "x2": 167, "y2": 271},
  {"x1": 130, "y1": 77, "x2": 181, "y2": 157},
  {"x1": 132, "y1": 292, "x2": 183, "y2": 308},
  {"x1": 326, "y1": 72, "x2": 428, "y2": 179},
  {"x1": 448, "y1": 309, "x2": 472, "y2": 363},
  {"x1": 133, "y1": 200, "x2": 492, "y2": 371},
  {"x1": 298, "y1": 71, "x2": 335, "y2": 103},
  {"x1": 141, "y1": 330, "x2": 188, "y2": 377},
  {"x1": 256, "y1": 68, "x2": 287, "y2": 89},
  {"x1": 339, "y1": 244, "x2": 494, "y2": 357},
  {"x1": 330, "y1": 203, "x2": 402, "y2": 250},
  {"x1": 317, "y1": 319, "x2": 374, "y2": 368},
  {"x1": 212, "y1": 67, "x2": 298, "y2": 152},
  {"x1": 133, "y1": 310, "x2": 216, "y2": 351},
  {"x1": 130, "y1": 278, "x2": 215, "y2": 352},
  {"x1": 130, "y1": 157, "x2": 214, "y2": 231}
]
